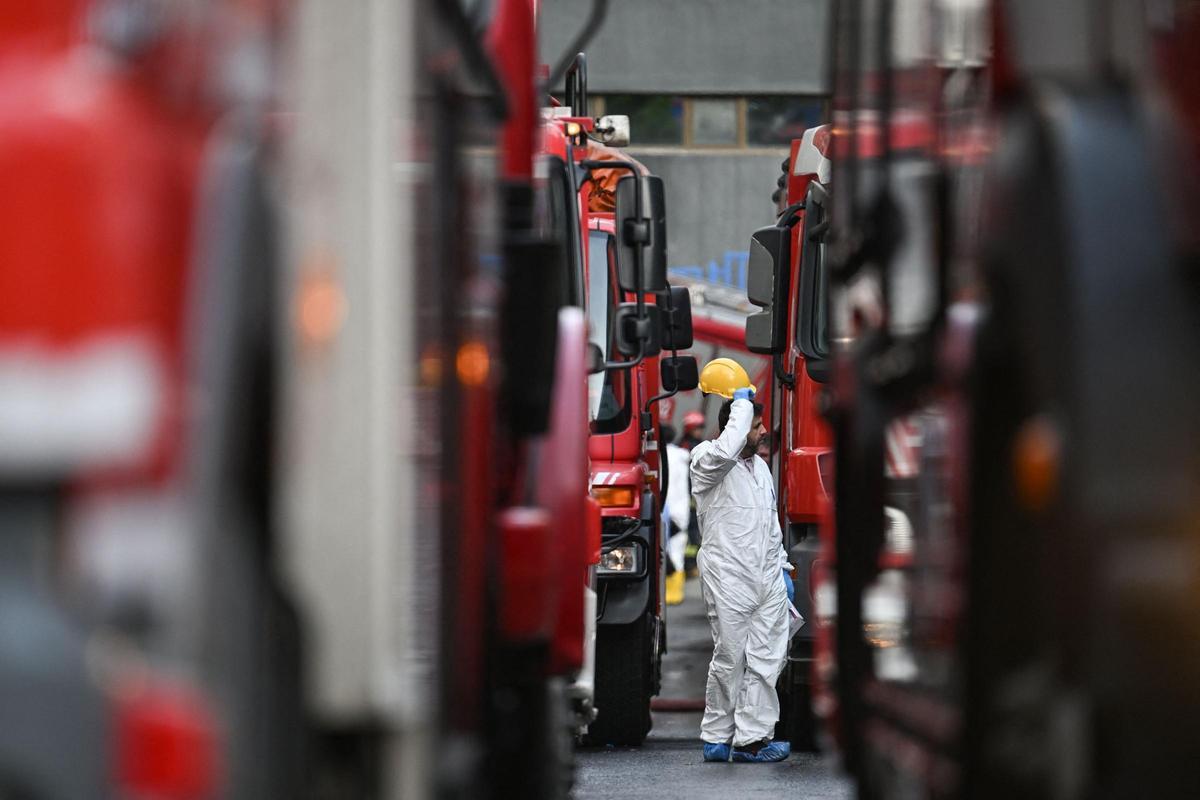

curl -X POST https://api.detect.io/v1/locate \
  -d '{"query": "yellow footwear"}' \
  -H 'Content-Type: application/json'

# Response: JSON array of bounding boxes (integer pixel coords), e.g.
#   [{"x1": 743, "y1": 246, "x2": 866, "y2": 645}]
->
[{"x1": 666, "y1": 571, "x2": 685, "y2": 605}]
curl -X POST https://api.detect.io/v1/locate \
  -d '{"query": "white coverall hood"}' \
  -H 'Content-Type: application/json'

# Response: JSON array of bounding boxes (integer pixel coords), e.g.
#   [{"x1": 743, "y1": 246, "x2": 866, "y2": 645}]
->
[{"x1": 690, "y1": 398, "x2": 789, "y2": 746}]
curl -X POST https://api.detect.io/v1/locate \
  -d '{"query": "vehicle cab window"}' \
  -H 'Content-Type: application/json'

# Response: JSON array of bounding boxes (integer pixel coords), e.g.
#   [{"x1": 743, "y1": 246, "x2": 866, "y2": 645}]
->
[{"x1": 586, "y1": 230, "x2": 631, "y2": 433}]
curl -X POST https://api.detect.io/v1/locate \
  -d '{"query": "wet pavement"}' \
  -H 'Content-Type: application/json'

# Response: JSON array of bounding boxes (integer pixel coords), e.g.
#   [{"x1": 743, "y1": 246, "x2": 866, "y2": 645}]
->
[{"x1": 574, "y1": 576, "x2": 854, "y2": 799}]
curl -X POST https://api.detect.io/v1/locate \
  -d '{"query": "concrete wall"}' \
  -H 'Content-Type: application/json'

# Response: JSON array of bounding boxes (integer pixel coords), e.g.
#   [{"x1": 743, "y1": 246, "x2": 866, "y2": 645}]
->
[
  {"x1": 539, "y1": 0, "x2": 832, "y2": 94},
  {"x1": 630, "y1": 149, "x2": 788, "y2": 290}
]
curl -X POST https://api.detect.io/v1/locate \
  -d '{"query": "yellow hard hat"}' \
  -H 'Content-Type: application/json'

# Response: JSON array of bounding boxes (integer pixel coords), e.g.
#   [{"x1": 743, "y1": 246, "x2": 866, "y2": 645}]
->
[{"x1": 698, "y1": 357, "x2": 756, "y2": 399}]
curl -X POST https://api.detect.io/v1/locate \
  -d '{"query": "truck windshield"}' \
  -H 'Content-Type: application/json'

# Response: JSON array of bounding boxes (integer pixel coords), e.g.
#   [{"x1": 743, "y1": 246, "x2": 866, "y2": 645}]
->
[{"x1": 587, "y1": 230, "x2": 631, "y2": 433}]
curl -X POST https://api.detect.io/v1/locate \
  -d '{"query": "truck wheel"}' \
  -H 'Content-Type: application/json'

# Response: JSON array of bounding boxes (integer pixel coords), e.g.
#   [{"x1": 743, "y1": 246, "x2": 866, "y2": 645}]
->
[{"x1": 584, "y1": 613, "x2": 653, "y2": 746}]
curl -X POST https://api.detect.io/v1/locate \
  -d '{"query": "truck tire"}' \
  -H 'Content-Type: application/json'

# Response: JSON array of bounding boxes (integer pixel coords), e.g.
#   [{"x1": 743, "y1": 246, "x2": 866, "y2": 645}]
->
[{"x1": 585, "y1": 613, "x2": 653, "y2": 746}]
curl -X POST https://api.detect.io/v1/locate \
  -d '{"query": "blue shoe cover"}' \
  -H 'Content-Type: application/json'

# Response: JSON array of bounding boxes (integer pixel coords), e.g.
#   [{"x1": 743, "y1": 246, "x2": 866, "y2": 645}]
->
[
  {"x1": 731, "y1": 741, "x2": 790, "y2": 763},
  {"x1": 702, "y1": 742, "x2": 732, "y2": 762}
]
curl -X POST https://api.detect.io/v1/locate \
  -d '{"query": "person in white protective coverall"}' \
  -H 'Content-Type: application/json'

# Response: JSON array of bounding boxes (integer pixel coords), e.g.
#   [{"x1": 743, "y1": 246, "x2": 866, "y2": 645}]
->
[
  {"x1": 691, "y1": 391, "x2": 791, "y2": 763},
  {"x1": 662, "y1": 425, "x2": 691, "y2": 604}
]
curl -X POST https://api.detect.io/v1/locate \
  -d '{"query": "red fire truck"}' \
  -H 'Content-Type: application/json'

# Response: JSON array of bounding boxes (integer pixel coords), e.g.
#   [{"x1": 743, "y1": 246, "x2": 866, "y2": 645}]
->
[
  {"x1": 283, "y1": 0, "x2": 626, "y2": 795},
  {"x1": 0, "y1": 1, "x2": 290, "y2": 797},
  {"x1": 535, "y1": 60, "x2": 700, "y2": 746},
  {"x1": 0, "y1": 0, "x2": 611, "y2": 797},
  {"x1": 818, "y1": 1, "x2": 1200, "y2": 798},
  {"x1": 743, "y1": 124, "x2": 836, "y2": 752}
]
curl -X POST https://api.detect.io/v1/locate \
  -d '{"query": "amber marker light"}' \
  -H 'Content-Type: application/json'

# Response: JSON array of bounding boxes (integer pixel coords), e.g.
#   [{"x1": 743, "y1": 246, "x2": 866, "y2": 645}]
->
[
  {"x1": 1013, "y1": 415, "x2": 1061, "y2": 513},
  {"x1": 456, "y1": 341, "x2": 490, "y2": 386},
  {"x1": 590, "y1": 485, "x2": 637, "y2": 508}
]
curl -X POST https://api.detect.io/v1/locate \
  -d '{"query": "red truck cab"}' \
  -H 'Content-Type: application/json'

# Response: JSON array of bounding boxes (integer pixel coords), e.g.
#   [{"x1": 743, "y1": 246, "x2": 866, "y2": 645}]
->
[
  {"x1": 538, "y1": 67, "x2": 699, "y2": 745},
  {"x1": 743, "y1": 125, "x2": 835, "y2": 751},
  {"x1": 583, "y1": 213, "x2": 665, "y2": 745}
]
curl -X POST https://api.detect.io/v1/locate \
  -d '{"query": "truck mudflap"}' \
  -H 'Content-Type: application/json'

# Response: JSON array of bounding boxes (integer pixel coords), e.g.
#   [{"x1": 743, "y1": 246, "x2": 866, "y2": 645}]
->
[{"x1": 597, "y1": 577, "x2": 650, "y2": 626}]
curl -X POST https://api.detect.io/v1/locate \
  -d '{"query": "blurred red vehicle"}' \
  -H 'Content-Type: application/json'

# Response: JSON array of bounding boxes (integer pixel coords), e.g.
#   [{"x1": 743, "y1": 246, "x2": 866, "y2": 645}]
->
[
  {"x1": 0, "y1": 1, "x2": 276, "y2": 797},
  {"x1": 742, "y1": 124, "x2": 837, "y2": 753},
  {"x1": 810, "y1": 1, "x2": 1200, "y2": 798},
  {"x1": 0, "y1": 0, "x2": 606, "y2": 798}
]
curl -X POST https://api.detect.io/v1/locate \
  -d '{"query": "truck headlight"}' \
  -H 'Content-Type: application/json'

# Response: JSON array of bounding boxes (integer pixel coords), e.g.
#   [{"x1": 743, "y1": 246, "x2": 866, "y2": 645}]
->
[{"x1": 598, "y1": 545, "x2": 640, "y2": 575}]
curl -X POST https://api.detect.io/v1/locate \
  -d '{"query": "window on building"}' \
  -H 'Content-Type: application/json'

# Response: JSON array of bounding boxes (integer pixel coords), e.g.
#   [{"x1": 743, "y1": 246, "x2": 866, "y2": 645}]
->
[
  {"x1": 690, "y1": 98, "x2": 740, "y2": 146},
  {"x1": 746, "y1": 96, "x2": 827, "y2": 146},
  {"x1": 593, "y1": 95, "x2": 827, "y2": 148},
  {"x1": 599, "y1": 94, "x2": 685, "y2": 145}
]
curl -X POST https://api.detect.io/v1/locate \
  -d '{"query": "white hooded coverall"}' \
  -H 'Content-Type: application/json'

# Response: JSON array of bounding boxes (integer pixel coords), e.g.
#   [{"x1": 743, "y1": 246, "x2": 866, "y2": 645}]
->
[
  {"x1": 664, "y1": 441, "x2": 691, "y2": 572},
  {"x1": 690, "y1": 398, "x2": 789, "y2": 746}
]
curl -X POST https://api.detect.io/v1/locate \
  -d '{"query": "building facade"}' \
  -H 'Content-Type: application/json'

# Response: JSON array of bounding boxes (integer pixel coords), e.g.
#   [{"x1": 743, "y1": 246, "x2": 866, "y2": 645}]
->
[{"x1": 540, "y1": 0, "x2": 833, "y2": 292}]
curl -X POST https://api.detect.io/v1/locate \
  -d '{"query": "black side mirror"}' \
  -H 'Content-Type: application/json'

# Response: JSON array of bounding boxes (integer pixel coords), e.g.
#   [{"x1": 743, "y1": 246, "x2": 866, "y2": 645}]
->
[
  {"x1": 744, "y1": 225, "x2": 790, "y2": 355},
  {"x1": 657, "y1": 286, "x2": 693, "y2": 350},
  {"x1": 615, "y1": 175, "x2": 667, "y2": 293},
  {"x1": 614, "y1": 303, "x2": 661, "y2": 357},
  {"x1": 660, "y1": 355, "x2": 699, "y2": 393},
  {"x1": 797, "y1": 185, "x2": 830, "y2": 367}
]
